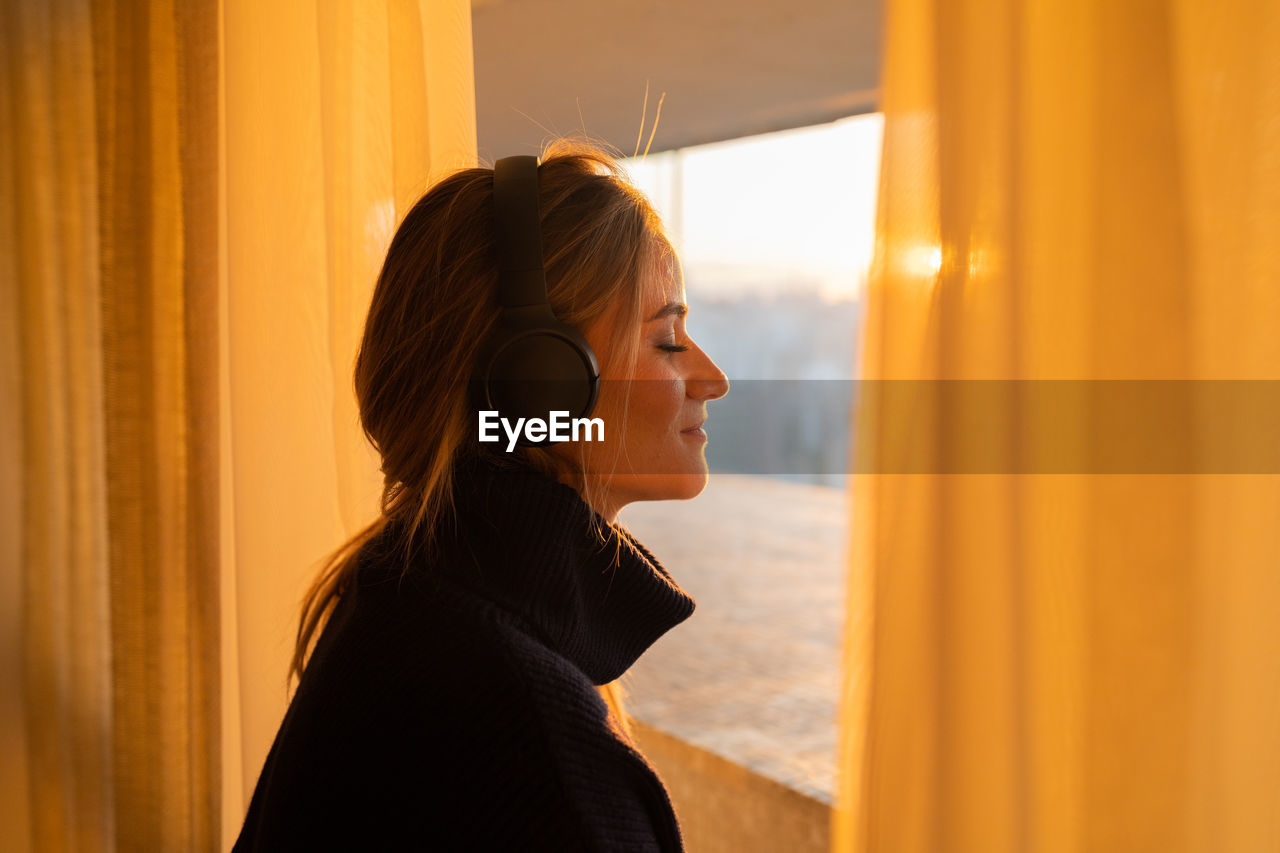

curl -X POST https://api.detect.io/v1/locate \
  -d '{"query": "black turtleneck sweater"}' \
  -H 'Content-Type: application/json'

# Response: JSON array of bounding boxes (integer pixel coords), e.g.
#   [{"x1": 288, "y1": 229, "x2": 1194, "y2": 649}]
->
[{"x1": 233, "y1": 456, "x2": 696, "y2": 851}]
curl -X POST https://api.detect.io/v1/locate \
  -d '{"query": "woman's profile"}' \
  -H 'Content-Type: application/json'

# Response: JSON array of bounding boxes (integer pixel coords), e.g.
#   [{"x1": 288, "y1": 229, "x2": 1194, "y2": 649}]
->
[{"x1": 233, "y1": 139, "x2": 729, "y2": 851}]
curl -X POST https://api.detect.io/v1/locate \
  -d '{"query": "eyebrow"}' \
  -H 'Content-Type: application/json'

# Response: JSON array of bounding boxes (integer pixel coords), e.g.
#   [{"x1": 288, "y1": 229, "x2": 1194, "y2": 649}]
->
[{"x1": 645, "y1": 302, "x2": 688, "y2": 322}]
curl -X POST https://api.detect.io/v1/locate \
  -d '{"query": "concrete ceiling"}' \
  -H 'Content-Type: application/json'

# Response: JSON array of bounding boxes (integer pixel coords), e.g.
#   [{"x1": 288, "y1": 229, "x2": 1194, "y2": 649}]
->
[{"x1": 471, "y1": 0, "x2": 882, "y2": 159}]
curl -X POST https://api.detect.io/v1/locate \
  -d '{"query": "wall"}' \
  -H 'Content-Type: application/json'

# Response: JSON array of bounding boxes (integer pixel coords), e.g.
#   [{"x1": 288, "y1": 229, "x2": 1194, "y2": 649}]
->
[{"x1": 632, "y1": 720, "x2": 831, "y2": 853}]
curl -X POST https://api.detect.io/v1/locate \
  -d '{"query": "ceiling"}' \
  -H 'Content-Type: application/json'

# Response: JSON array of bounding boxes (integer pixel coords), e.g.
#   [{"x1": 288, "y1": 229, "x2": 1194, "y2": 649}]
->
[{"x1": 471, "y1": 0, "x2": 882, "y2": 159}]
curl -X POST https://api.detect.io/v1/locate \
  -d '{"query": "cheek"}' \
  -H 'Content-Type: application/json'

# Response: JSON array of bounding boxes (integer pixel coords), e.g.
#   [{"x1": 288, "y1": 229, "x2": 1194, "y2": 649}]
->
[
  {"x1": 630, "y1": 380, "x2": 684, "y2": 436},
  {"x1": 592, "y1": 361, "x2": 683, "y2": 448}
]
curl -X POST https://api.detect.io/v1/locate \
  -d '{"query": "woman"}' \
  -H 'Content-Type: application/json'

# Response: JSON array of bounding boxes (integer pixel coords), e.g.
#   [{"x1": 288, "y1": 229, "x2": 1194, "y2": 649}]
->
[{"x1": 234, "y1": 140, "x2": 729, "y2": 851}]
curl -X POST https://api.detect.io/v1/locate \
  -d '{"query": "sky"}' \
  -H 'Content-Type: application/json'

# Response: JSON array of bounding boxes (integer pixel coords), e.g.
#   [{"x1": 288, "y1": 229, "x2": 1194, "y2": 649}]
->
[{"x1": 624, "y1": 112, "x2": 884, "y2": 302}]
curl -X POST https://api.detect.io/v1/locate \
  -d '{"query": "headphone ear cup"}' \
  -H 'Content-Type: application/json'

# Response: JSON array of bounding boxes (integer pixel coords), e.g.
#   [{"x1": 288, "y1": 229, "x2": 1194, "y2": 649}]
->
[{"x1": 481, "y1": 324, "x2": 599, "y2": 431}]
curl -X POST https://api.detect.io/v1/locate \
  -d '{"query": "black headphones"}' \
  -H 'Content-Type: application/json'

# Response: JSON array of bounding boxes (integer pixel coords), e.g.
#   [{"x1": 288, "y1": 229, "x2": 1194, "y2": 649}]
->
[{"x1": 473, "y1": 156, "x2": 601, "y2": 446}]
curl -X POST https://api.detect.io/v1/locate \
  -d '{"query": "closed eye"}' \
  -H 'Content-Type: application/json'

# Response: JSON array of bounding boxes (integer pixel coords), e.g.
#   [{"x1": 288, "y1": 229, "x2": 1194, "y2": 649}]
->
[{"x1": 658, "y1": 344, "x2": 690, "y2": 353}]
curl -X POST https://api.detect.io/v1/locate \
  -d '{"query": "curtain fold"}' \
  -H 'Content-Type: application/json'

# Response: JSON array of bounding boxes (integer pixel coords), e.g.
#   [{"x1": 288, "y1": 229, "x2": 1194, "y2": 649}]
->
[
  {"x1": 3, "y1": 0, "x2": 221, "y2": 848},
  {"x1": 837, "y1": 1, "x2": 1280, "y2": 851},
  {"x1": 94, "y1": 0, "x2": 223, "y2": 847},
  {"x1": 3, "y1": 2, "x2": 115, "y2": 848},
  {"x1": 2, "y1": 1, "x2": 477, "y2": 849}
]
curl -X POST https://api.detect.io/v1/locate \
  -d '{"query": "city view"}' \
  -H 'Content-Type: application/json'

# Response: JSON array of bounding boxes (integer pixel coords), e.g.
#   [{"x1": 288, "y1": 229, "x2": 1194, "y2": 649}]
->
[{"x1": 626, "y1": 114, "x2": 881, "y2": 487}]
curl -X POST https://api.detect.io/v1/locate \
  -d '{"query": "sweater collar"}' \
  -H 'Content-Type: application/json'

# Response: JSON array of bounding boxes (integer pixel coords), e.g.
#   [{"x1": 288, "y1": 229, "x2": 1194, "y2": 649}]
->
[{"x1": 392, "y1": 454, "x2": 696, "y2": 685}]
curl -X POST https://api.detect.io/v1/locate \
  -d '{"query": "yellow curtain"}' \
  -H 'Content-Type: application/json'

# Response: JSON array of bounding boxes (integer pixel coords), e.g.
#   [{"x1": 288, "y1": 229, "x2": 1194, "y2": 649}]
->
[
  {"x1": 218, "y1": 2, "x2": 475, "y2": 841},
  {"x1": 1, "y1": 1, "x2": 476, "y2": 849},
  {"x1": 837, "y1": 1, "x2": 1280, "y2": 851}
]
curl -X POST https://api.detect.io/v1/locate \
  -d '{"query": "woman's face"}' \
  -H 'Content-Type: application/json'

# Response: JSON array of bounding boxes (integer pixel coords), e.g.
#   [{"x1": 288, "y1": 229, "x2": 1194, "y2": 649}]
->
[{"x1": 554, "y1": 264, "x2": 730, "y2": 522}]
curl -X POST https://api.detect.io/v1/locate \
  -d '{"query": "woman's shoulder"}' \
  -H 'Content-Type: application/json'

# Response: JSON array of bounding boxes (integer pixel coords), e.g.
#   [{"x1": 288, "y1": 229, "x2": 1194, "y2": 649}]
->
[
  {"x1": 239, "y1": 608, "x2": 599, "y2": 852},
  {"x1": 305, "y1": 538, "x2": 593, "y2": 707},
  {"x1": 242, "y1": 544, "x2": 671, "y2": 852},
  {"x1": 298, "y1": 516, "x2": 624, "y2": 757}
]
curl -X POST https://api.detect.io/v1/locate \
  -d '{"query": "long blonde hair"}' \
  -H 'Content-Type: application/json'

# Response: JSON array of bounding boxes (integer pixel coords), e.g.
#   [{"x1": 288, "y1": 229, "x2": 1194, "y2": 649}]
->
[{"x1": 292, "y1": 139, "x2": 675, "y2": 733}]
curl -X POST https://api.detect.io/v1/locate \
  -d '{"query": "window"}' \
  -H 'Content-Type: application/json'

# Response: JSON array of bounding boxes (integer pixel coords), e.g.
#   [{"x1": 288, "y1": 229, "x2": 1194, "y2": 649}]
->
[{"x1": 618, "y1": 114, "x2": 883, "y2": 806}]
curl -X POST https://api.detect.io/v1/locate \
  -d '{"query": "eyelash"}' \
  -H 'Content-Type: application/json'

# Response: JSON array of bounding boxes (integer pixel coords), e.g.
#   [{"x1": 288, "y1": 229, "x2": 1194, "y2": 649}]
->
[{"x1": 658, "y1": 344, "x2": 689, "y2": 353}]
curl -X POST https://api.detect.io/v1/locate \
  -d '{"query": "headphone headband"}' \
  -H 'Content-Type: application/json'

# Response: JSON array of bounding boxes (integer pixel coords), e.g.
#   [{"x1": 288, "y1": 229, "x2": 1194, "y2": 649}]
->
[{"x1": 493, "y1": 155, "x2": 550, "y2": 310}]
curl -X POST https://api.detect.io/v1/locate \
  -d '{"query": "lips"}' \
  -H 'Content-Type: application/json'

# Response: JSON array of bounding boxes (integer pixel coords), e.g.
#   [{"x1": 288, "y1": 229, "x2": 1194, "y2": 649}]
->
[{"x1": 680, "y1": 420, "x2": 707, "y2": 433}]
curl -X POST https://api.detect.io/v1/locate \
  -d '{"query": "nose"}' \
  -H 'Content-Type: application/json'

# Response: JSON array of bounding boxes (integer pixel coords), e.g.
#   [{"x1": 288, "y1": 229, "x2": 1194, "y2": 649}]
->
[{"x1": 687, "y1": 343, "x2": 730, "y2": 401}]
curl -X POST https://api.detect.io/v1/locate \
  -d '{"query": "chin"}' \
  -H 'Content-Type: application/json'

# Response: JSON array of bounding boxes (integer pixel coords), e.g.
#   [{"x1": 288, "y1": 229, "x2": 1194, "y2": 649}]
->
[
  {"x1": 612, "y1": 470, "x2": 709, "y2": 505},
  {"x1": 652, "y1": 470, "x2": 710, "y2": 501}
]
